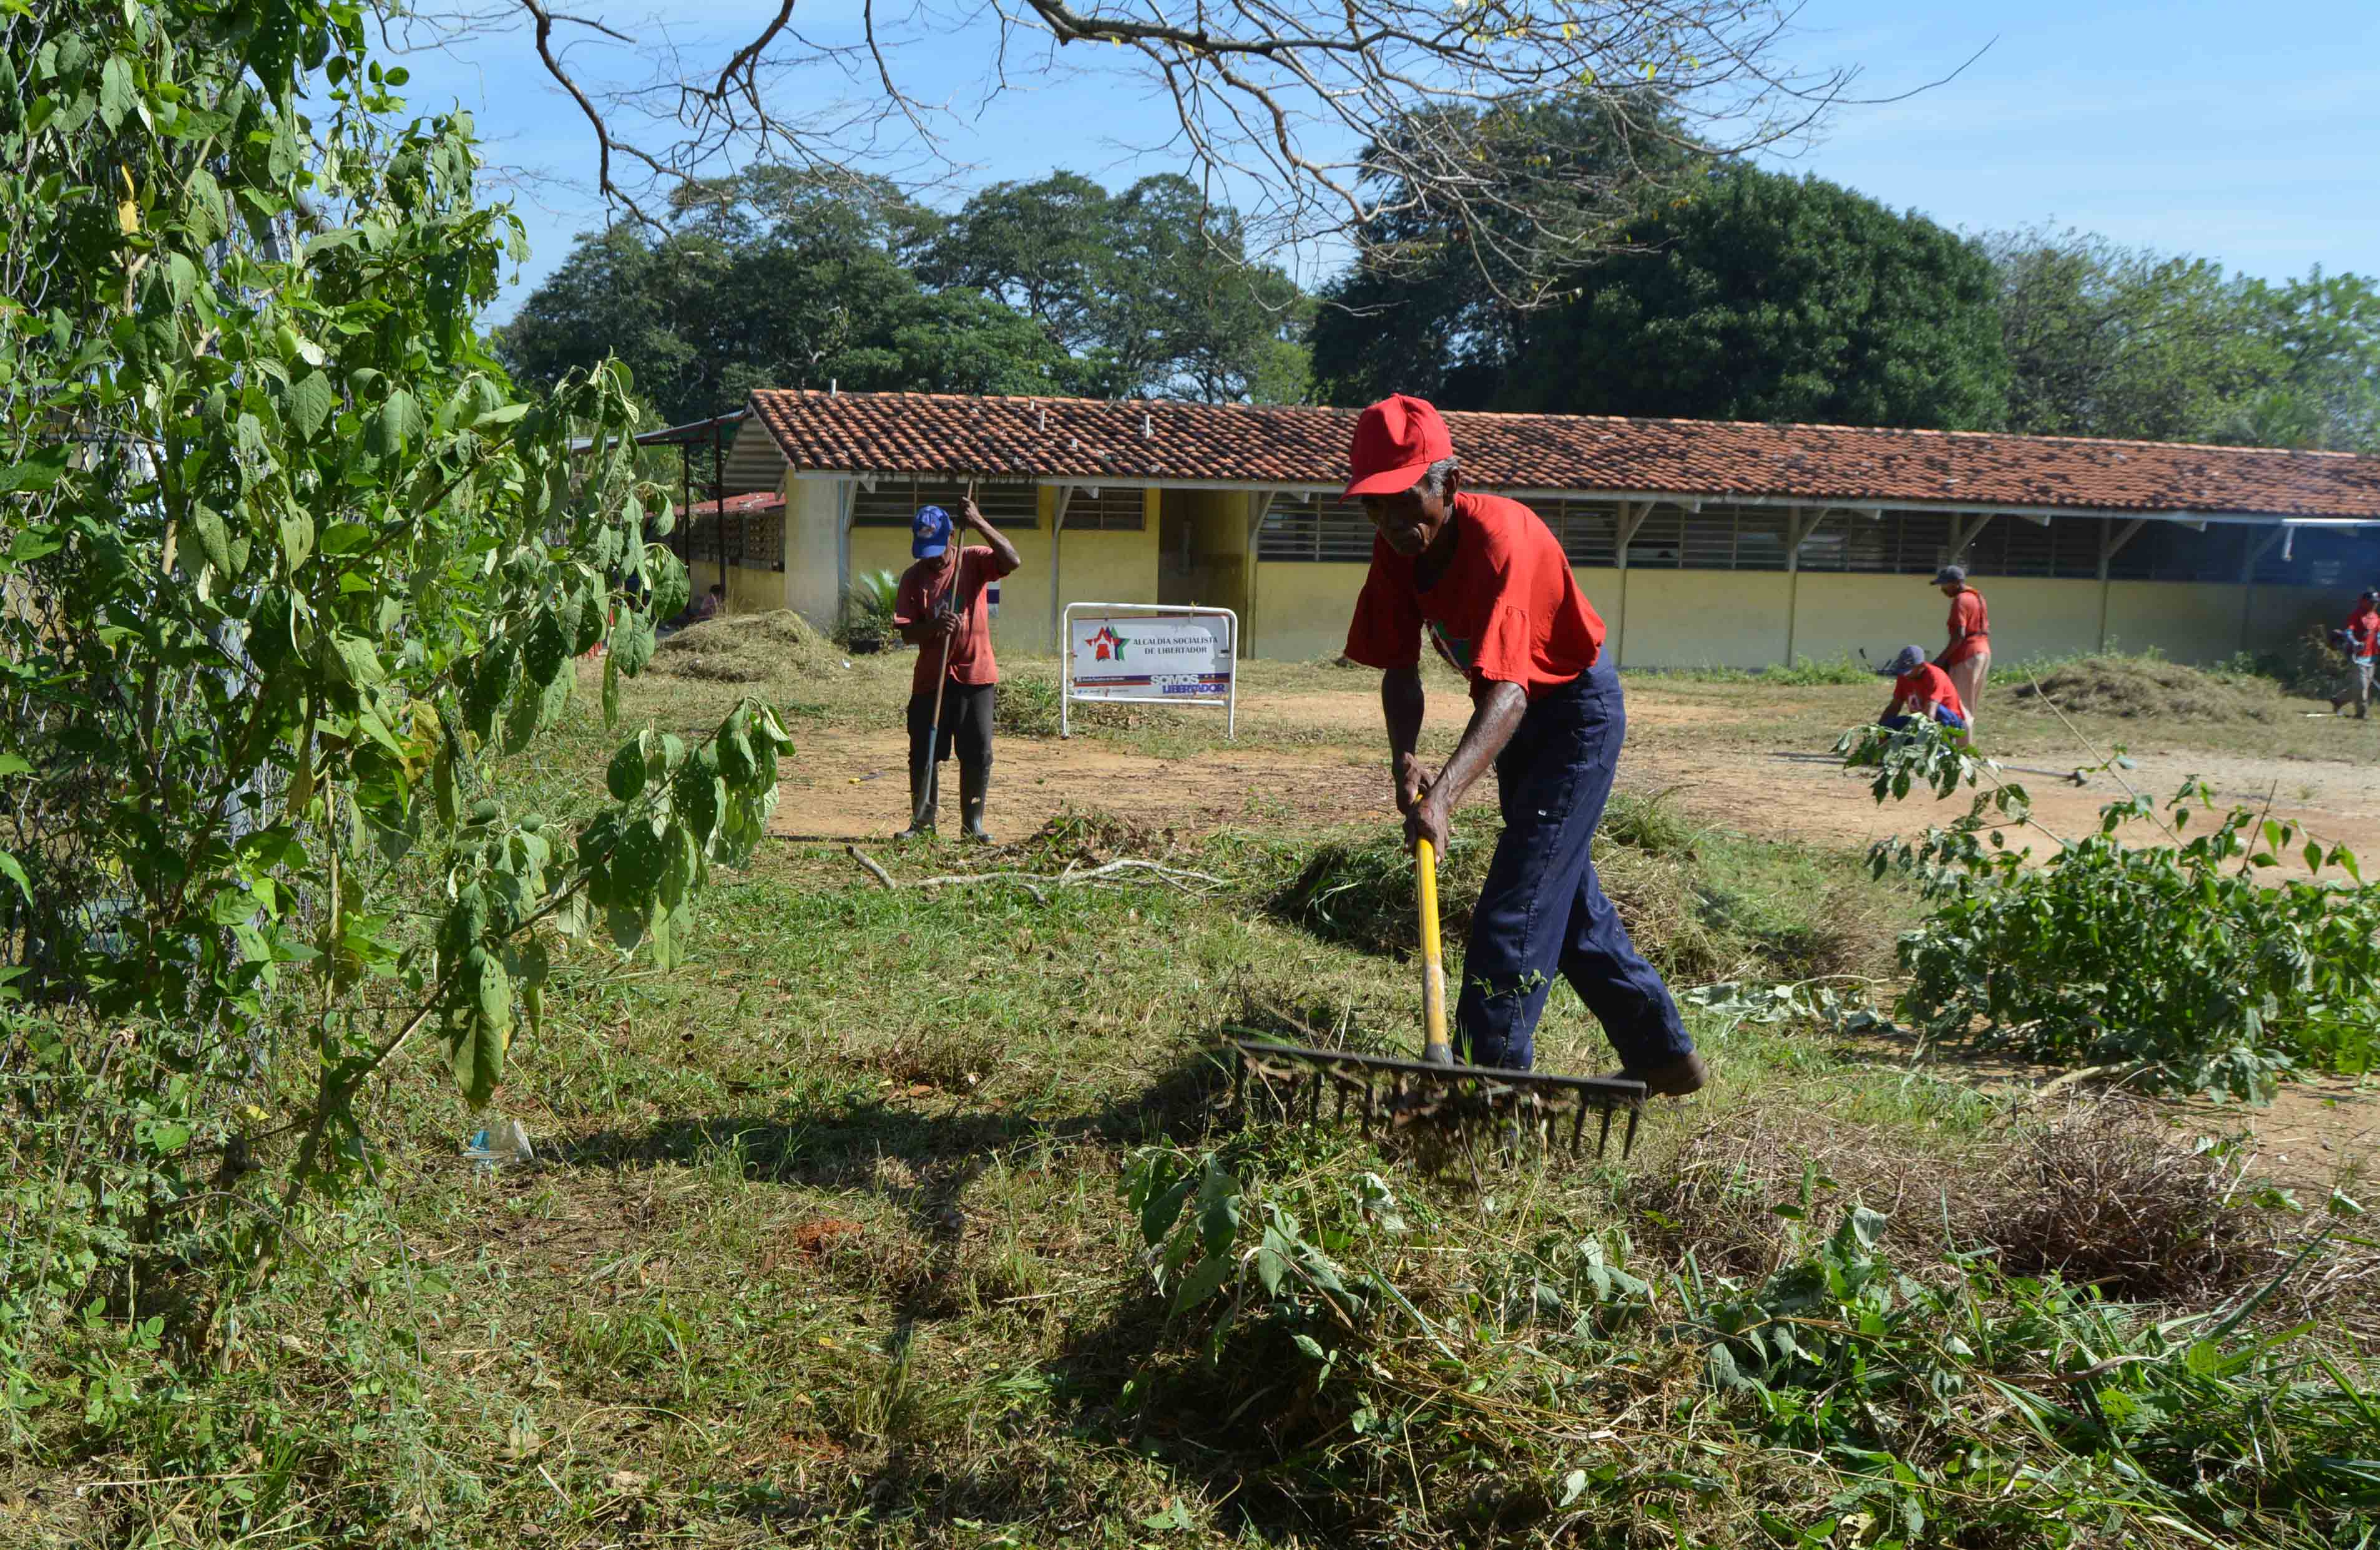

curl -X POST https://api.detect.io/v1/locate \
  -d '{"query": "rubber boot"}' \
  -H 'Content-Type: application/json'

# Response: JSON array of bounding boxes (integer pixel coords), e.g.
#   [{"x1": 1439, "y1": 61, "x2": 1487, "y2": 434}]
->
[
  {"x1": 894, "y1": 764, "x2": 938, "y2": 841},
  {"x1": 959, "y1": 764, "x2": 992, "y2": 844}
]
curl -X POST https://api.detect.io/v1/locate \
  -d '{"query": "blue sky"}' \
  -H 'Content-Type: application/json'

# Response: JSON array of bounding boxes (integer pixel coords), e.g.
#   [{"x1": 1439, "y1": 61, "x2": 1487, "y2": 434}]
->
[{"x1": 383, "y1": 0, "x2": 2380, "y2": 323}]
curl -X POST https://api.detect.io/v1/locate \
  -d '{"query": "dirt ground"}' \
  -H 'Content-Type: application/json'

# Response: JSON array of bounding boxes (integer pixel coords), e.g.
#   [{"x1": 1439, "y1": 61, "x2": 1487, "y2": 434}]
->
[
  {"x1": 770, "y1": 672, "x2": 2380, "y2": 1193},
  {"x1": 779, "y1": 676, "x2": 2380, "y2": 869}
]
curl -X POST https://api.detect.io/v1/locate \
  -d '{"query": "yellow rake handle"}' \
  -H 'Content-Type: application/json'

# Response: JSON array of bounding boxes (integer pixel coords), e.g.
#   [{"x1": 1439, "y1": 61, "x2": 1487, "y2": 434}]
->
[{"x1": 1417, "y1": 837, "x2": 1452, "y2": 1065}]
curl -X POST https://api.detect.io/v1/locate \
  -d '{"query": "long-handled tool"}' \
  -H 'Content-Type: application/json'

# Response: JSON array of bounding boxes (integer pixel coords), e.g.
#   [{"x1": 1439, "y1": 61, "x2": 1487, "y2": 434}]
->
[
  {"x1": 1233, "y1": 839, "x2": 1648, "y2": 1160},
  {"x1": 909, "y1": 481, "x2": 973, "y2": 834}
]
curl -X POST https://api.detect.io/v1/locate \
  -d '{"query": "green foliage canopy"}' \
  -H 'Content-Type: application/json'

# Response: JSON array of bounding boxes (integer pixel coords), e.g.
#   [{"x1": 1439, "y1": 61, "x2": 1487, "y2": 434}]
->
[
  {"x1": 496, "y1": 168, "x2": 1071, "y2": 427},
  {"x1": 1, "y1": 0, "x2": 788, "y2": 1314},
  {"x1": 1316, "y1": 157, "x2": 2010, "y2": 430}
]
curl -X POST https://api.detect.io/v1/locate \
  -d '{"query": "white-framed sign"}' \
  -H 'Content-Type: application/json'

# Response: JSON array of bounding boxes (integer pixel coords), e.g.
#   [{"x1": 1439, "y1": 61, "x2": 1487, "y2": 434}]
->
[{"x1": 1060, "y1": 602, "x2": 1238, "y2": 739}]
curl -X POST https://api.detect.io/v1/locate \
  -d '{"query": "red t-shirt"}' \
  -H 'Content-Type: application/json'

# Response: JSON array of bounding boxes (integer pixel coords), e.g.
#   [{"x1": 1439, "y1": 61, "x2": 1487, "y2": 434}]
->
[
  {"x1": 1342, "y1": 491, "x2": 1605, "y2": 697},
  {"x1": 894, "y1": 545, "x2": 1016, "y2": 697},
  {"x1": 1894, "y1": 663, "x2": 1966, "y2": 721},
  {"x1": 1941, "y1": 588, "x2": 1989, "y2": 665},
  {"x1": 2343, "y1": 607, "x2": 2379, "y2": 659}
]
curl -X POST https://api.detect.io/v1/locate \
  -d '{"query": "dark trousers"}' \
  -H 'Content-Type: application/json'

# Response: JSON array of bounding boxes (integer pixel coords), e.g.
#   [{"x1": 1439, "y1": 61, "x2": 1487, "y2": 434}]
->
[
  {"x1": 906, "y1": 682, "x2": 994, "y2": 802},
  {"x1": 1457, "y1": 663, "x2": 1693, "y2": 1073},
  {"x1": 1882, "y1": 705, "x2": 1967, "y2": 733}
]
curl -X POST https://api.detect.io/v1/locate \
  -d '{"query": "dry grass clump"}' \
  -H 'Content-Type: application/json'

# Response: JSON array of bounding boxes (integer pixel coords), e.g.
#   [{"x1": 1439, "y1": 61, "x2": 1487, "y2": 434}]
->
[
  {"x1": 2010, "y1": 655, "x2": 2289, "y2": 723},
  {"x1": 1002, "y1": 806, "x2": 1180, "y2": 865},
  {"x1": 1622, "y1": 1108, "x2": 1973, "y2": 1280},
  {"x1": 651, "y1": 608, "x2": 844, "y2": 683},
  {"x1": 1981, "y1": 1099, "x2": 2280, "y2": 1302},
  {"x1": 1624, "y1": 1098, "x2": 2312, "y2": 1309}
]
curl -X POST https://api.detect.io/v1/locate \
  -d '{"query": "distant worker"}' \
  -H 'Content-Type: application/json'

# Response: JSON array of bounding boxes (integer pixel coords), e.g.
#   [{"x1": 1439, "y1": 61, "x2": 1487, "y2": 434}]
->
[
  {"x1": 1339, "y1": 394, "x2": 1705, "y2": 1096},
  {"x1": 661, "y1": 582, "x2": 725, "y2": 635},
  {"x1": 2331, "y1": 590, "x2": 2379, "y2": 718},
  {"x1": 1875, "y1": 644, "x2": 1969, "y2": 736},
  {"x1": 892, "y1": 498, "x2": 1021, "y2": 842},
  {"x1": 1932, "y1": 565, "x2": 1989, "y2": 729}
]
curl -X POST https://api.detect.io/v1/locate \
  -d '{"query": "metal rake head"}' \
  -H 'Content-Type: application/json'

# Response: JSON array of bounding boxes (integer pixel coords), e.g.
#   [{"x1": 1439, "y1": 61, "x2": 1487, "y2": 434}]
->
[{"x1": 1230, "y1": 1038, "x2": 1648, "y2": 1160}]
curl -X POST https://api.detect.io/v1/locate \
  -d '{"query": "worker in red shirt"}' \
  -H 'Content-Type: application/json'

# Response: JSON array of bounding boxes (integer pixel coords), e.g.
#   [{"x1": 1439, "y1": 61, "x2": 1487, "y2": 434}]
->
[
  {"x1": 2333, "y1": 590, "x2": 2379, "y2": 718},
  {"x1": 891, "y1": 498, "x2": 1021, "y2": 841},
  {"x1": 1874, "y1": 644, "x2": 1969, "y2": 736},
  {"x1": 1932, "y1": 565, "x2": 1989, "y2": 731},
  {"x1": 1340, "y1": 395, "x2": 1704, "y2": 1095}
]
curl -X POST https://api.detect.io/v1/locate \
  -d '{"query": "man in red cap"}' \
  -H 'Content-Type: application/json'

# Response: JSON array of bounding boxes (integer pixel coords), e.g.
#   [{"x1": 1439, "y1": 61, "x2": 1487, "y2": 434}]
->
[{"x1": 1339, "y1": 394, "x2": 1705, "y2": 1094}]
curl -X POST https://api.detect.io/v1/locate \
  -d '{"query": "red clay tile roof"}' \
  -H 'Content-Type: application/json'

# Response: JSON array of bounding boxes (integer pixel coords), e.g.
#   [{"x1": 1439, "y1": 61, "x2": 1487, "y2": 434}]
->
[
  {"x1": 744, "y1": 390, "x2": 2380, "y2": 520},
  {"x1": 685, "y1": 491, "x2": 784, "y2": 517}
]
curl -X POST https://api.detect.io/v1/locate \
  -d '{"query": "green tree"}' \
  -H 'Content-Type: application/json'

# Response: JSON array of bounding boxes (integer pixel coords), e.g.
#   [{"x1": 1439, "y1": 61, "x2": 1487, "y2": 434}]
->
[
  {"x1": 2221, "y1": 268, "x2": 2380, "y2": 452},
  {"x1": 1986, "y1": 231, "x2": 2380, "y2": 452},
  {"x1": 1986, "y1": 227, "x2": 2269, "y2": 442},
  {"x1": 2, "y1": 0, "x2": 786, "y2": 1332},
  {"x1": 499, "y1": 170, "x2": 1069, "y2": 426},
  {"x1": 1311, "y1": 92, "x2": 1698, "y2": 409},
  {"x1": 923, "y1": 172, "x2": 1310, "y2": 401},
  {"x1": 1516, "y1": 166, "x2": 2006, "y2": 426}
]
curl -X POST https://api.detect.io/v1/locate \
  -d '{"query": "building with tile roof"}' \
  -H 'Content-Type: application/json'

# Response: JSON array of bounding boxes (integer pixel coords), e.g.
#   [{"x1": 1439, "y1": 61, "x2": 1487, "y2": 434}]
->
[{"x1": 682, "y1": 389, "x2": 2380, "y2": 669}]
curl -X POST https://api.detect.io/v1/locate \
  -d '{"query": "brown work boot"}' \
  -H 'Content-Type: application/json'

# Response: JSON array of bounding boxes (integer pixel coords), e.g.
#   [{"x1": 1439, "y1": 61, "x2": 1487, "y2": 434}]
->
[{"x1": 1606, "y1": 1051, "x2": 1709, "y2": 1096}]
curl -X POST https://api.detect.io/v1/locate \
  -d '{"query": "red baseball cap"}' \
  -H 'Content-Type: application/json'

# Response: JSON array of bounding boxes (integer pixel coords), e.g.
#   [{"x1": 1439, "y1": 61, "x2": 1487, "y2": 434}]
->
[{"x1": 1343, "y1": 394, "x2": 1455, "y2": 499}]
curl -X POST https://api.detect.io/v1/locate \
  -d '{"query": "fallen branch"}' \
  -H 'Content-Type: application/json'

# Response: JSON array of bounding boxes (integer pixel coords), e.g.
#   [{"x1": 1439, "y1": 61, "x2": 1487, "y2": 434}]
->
[{"x1": 844, "y1": 848, "x2": 1228, "y2": 904}]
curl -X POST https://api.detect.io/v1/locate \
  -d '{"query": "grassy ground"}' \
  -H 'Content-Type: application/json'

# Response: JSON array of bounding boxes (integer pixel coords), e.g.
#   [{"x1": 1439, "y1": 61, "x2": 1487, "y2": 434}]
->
[{"x1": 14, "y1": 651, "x2": 2380, "y2": 1549}]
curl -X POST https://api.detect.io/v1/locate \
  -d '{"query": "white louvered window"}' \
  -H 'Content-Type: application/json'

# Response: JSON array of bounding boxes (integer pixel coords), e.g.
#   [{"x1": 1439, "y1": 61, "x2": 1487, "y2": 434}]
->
[
  {"x1": 1627, "y1": 507, "x2": 1683, "y2": 567},
  {"x1": 1256, "y1": 499, "x2": 1321, "y2": 560},
  {"x1": 1549, "y1": 501, "x2": 1617, "y2": 567},
  {"x1": 851, "y1": 477, "x2": 1038, "y2": 529},
  {"x1": 1061, "y1": 487, "x2": 1148, "y2": 531}
]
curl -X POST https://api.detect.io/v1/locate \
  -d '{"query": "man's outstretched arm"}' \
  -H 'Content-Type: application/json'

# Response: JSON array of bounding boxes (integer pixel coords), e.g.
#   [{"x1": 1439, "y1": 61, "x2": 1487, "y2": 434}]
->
[{"x1": 1405, "y1": 680, "x2": 1527, "y2": 854}]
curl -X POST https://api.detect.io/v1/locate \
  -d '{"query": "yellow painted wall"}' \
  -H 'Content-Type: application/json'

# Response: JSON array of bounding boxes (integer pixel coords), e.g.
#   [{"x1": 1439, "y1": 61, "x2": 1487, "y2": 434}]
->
[
  {"x1": 1788, "y1": 573, "x2": 1942, "y2": 664},
  {"x1": 1963, "y1": 578, "x2": 2099, "y2": 664},
  {"x1": 784, "y1": 477, "x2": 845, "y2": 625},
  {"x1": 1251, "y1": 562, "x2": 1368, "y2": 662},
  {"x1": 2102, "y1": 582, "x2": 2251, "y2": 663},
  {"x1": 1172, "y1": 489, "x2": 1255, "y2": 623},
  {"x1": 1049, "y1": 493, "x2": 1162, "y2": 650},
  {"x1": 1574, "y1": 566, "x2": 1623, "y2": 655},
  {"x1": 2247, "y1": 585, "x2": 2338, "y2": 653},
  {"x1": 1615, "y1": 570, "x2": 1790, "y2": 670},
  {"x1": 720, "y1": 564, "x2": 786, "y2": 616}
]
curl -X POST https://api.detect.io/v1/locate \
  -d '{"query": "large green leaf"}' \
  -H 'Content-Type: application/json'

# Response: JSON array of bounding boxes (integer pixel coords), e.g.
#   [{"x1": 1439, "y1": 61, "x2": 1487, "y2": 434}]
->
[
  {"x1": 451, "y1": 949, "x2": 511, "y2": 1107},
  {"x1": 191, "y1": 504, "x2": 233, "y2": 577},
  {"x1": 612, "y1": 608, "x2": 655, "y2": 677},
  {"x1": 646, "y1": 545, "x2": 690, "y2": 626},
  {"x1": 0, "y1": 447, "x2": 69, "y2": 493},
  {"x1": 605, "y1": 734, "x2": 649, "y2": 802},
  {"x1": 286, "y1": 370, "x2": 335, "y2": 441},
  {"x1": 673, "y1": 749, "x2": 722, "y2": 847},
  {"x1": 97, "y1": 54, "x2": 134, "y2": 131},
  {"x1": 523, "y1": 607, "x2": 569, "y2": 690}
]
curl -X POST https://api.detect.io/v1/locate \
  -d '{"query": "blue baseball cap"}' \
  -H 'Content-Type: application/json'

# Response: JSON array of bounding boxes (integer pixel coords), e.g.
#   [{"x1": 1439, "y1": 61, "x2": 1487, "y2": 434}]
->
[
  {"x1": 911, "y1": 505, "x2": 952, "y2": 559},
  {"x1": 1877, "y1": 644, "x2": 1929, "y2": 676}
]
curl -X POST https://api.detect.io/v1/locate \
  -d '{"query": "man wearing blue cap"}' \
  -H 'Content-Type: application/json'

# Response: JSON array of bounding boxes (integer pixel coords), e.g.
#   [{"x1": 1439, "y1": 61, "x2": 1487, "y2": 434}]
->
[{"x1": 892, "y1": 497, "x2": 1021, "y2": 841}]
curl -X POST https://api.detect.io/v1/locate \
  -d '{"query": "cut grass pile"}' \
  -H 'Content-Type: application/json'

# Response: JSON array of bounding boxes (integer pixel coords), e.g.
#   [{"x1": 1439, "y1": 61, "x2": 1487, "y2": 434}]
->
[
  {"x1": 2010, "y1": 652, "x2": 2297, "y2": 723},
  {"x1": 651, "y1": 608, "x2": 848, "y2": 683}
]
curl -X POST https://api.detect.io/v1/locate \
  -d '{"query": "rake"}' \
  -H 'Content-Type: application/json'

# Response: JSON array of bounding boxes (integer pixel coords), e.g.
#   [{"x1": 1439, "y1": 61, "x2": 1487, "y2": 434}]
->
[{"x1": 1232, "y1": 838, "x2": 1650, "y2": 1159}]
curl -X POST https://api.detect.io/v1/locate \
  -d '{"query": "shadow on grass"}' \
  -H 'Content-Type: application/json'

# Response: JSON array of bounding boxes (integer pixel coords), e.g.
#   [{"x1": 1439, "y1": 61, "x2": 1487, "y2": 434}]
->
[{"x1": 553, "y1": 1041, "x2": 1233, "y2": 1306}]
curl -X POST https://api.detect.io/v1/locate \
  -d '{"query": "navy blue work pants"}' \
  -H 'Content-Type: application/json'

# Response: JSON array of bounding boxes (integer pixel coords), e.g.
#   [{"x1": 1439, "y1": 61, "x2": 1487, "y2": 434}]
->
[{"x1": 1456, "y1": 663, "x2": 1694, "y2": 1074}]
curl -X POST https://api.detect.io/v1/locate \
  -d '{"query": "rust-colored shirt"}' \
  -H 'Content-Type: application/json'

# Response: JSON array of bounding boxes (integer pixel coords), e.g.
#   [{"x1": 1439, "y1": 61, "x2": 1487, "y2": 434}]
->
[
  {"x1": 1342, "y1": 491, "x2": 1605, "y2": 698},
  {"x1": 1941, "y1": 588, "x2": 1989, "y2": 665},
  {"x1": 894, "y1": 544, "x2": 1016, "y2": 698}
]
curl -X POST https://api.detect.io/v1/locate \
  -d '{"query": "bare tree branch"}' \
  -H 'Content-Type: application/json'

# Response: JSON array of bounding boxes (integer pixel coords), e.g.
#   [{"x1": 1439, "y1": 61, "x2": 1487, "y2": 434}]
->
[{"x1": 386, "y1": 0, "x2": 1963, "y2": 301}]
